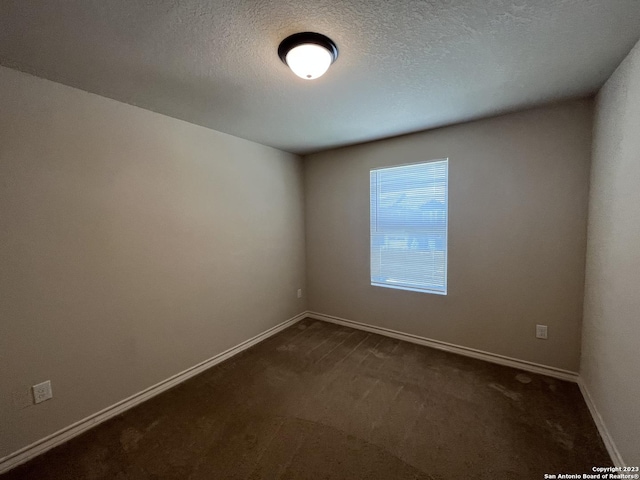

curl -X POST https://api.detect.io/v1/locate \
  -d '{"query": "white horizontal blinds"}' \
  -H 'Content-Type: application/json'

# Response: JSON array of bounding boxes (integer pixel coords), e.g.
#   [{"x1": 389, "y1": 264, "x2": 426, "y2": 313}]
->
[{"x1": 370, "y1": 159, "x2": 448, "y2": 294}]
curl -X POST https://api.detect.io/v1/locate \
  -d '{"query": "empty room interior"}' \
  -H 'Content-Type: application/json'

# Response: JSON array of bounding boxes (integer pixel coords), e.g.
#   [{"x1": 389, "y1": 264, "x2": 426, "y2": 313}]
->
[{"x1": 1, "y1": 1, "x2": 639, "y2": 478}]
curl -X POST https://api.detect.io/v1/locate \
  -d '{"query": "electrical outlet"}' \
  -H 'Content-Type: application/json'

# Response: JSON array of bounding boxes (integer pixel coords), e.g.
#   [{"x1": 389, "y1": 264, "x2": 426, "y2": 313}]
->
[
  {"x1": 297, "y1": 288, "x2": 302, "y2": 299},
  {"x1": 536, "y1": 325, "x2": 548, "y2": 339},
  {"x1": 32, "y1": 380, "x2": 53, "y2": 404}
]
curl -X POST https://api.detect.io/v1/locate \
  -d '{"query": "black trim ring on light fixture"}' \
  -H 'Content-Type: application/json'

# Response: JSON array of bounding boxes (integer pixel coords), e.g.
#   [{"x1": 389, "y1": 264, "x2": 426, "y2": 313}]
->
[{"x1": 278, "y1": 32, "x2": 339, "y2": 65}]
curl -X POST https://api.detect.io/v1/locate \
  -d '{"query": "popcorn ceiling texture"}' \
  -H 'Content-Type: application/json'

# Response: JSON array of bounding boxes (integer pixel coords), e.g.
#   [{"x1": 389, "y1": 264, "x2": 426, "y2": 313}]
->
[{"x1": 1, "y1": 0, "x2": 639, "y2": 153}]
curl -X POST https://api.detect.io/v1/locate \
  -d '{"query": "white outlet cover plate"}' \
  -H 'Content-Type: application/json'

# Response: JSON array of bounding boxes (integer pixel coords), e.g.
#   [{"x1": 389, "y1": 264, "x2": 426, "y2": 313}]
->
[
  {"x1": 32, "y1": 380, "x2": 53, "y2": 404},
  {"x1": 536, "y1": 325, "x2": 548, "y2": 339}
]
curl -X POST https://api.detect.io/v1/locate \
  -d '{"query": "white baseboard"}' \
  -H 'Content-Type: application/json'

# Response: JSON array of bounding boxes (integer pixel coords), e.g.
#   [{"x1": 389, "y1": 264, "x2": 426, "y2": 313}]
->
[
  {"x1": 0, "y1": 311, "x2": 307, "y2": 475},
  {"x1": 4, "y1": 310, "x2": 621, "y2": 473},
  {"x1": 577, "y1": 378, "x2": 625, "y2": 468},
  {"x1": 307, "y1": 311, "x2": 579, "y2": 383}
]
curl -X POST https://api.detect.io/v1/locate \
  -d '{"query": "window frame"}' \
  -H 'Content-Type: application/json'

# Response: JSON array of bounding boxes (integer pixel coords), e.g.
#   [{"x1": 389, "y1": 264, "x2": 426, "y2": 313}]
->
[{"x1": 369, "y1": 158, "x2": 449, "y2": 296}]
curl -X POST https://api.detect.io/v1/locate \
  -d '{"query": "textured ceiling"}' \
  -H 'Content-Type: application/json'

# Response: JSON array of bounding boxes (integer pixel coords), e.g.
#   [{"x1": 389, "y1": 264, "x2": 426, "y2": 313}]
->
[{"x1": 1, "y1": 1, "x2": 639, "y2": 154}]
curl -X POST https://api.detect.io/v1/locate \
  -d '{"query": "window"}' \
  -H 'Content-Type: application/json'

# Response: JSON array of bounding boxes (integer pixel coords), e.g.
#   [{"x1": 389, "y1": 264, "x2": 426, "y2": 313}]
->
[{"x1": 370, "y1": 159, "x2": 448, "y2": 295}]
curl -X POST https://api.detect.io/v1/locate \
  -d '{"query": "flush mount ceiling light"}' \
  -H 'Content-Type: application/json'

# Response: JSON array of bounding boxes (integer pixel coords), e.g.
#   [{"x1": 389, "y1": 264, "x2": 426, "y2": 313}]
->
[{"x1": 278, "y1": 32, "x2": 338, "y2": 80}]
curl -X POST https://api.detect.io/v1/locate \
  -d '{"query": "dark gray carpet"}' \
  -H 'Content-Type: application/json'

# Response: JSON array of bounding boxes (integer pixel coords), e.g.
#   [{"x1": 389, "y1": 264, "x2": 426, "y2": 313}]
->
[{"x1": 2, "y1": 318, "x2": 611, "y2": 479}]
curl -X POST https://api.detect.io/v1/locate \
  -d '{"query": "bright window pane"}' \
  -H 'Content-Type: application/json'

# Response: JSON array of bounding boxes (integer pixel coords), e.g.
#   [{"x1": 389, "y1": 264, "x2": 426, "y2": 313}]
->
[{"x1": 370, "y1": 159, "x2": 448, "y2": 295}]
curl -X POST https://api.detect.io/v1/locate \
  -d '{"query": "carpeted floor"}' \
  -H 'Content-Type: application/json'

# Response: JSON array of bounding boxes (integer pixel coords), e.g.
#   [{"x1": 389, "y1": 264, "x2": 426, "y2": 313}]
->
[{"x1": 2, "y1": 318, "x2": 611, "y2": 479}]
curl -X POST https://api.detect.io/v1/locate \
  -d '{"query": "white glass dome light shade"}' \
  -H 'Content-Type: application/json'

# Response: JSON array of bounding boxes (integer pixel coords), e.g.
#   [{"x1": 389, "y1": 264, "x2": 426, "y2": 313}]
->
[
  {"x1": 278, "y1": 33, "x2": 339, "y2": 80},
  {"x1": 285, "y1": 43, "x2": 333, "y2": 80}
]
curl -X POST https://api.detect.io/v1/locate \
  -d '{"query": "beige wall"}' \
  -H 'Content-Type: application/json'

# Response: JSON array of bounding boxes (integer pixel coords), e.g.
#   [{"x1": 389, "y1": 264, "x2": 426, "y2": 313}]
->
[
  {"x1": 581, "y1": 39, "x2": 640, "y2": 466},
  {"x1": 305, "y1": 100, "x2": 593, "y2": 372},
  {"x1": 0, "y1": 66, "x2": 306, "y2": 458}
]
